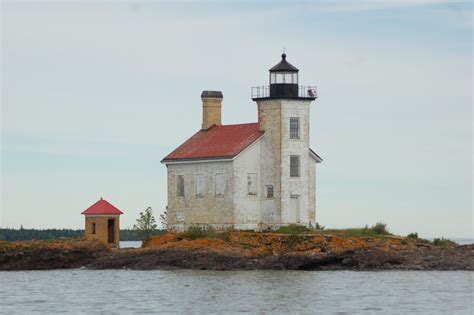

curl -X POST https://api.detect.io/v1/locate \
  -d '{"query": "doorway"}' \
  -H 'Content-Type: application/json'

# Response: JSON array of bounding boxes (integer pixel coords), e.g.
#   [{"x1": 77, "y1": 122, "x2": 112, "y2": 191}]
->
[
  {"x1": 290, "y1": 195, "x2": 300, "y2": 223},
  {"x1": 108, "y1": 219, "x2": 115, "y2": 243}
]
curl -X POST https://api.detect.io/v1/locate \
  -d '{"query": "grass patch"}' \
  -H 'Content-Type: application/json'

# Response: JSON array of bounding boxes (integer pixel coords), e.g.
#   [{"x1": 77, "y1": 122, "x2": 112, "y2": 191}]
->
[
  {"x1": 319, "y1": 228, "x2": 385, "y2": 238},
  {"x1": 274, "y1": 222, "x2": 391, "y2": 238},
  {"x1": 177, "y1": 222, "x2": 395, "y2": 241},
  {"x1": 177, "y1": 226, "x2": 231, "y2": 241},
  {"x1": 275, "y1": 225, "x2": 309, "y2": 235},
  {"x1": 432, "y1": 238, "x2": 456, "y2": 247},
  {"x1": 177, "y1": 226, "x2": 214, "y2": 240},
  {"x1": 315, "y1": 223, "x2": 392, "y2": 239}
]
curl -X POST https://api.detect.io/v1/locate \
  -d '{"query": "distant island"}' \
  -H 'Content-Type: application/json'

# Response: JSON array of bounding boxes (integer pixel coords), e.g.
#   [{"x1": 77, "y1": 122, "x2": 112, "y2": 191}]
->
[
  {"x1": 1, "y1": 225, "x2": 472, "y2": 271},
  {"x1": 0, "y1": 228, "x2": 164, "y2": 242}
]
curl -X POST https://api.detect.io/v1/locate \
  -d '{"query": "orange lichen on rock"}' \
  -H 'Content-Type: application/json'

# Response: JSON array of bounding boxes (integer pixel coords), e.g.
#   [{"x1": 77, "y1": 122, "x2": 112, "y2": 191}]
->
[
  {"x1": 0, "y1": 238, "x2": 109, "y2": 271},
  {"x1": 142, "y1": 234, "x2": 179, "y2": 248},
  {"x1": 143, "y1": 231, "x2": 420, "y2": 258},
  {"x1": 0, "y1": 238, "x2": 107, "y2": 252}
]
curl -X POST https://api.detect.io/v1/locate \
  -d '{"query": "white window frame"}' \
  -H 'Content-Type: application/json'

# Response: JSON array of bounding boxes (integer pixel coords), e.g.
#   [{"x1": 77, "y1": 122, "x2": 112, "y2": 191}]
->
[
  {"x1": 275, "y1": 73, "x2": 284, "y2": 84},
  {"x1": 290, "y1": 117, "x2": 300, "y2": 139}
]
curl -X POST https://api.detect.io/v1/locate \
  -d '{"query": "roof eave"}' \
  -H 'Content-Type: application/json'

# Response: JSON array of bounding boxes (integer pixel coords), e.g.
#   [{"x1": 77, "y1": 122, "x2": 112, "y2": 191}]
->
[
  {"x1": 161, "y1": 156, "x2": 235, "y2": 164},
  {"x1": 81, "y1": 213, "x2": 122, "y2": 216},
  {"x1": 309, "y1": 148, "x2": 323, "y2": 163}
]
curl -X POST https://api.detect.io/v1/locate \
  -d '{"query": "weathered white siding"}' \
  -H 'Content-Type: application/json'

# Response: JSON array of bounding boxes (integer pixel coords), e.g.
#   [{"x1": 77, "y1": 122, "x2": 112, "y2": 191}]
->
[
  {"x1": 281, "y1": 99, "x2": 312, "y2": 226},
  {"x1": 257, "y1": 100, "x2": 282, "y2": 228},
  {"x1": 233, "y1": 139, "x2": 261, "y2": 230},
  {"x1": 256, "y1": 99, "x2": 314, "y2": 228},
  {"x1": 166, "y1": 161, "x2": 234, "y2": 231}
]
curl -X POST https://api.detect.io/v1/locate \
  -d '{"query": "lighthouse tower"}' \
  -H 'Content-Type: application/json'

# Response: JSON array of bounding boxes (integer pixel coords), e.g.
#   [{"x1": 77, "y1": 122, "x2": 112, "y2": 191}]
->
[{"x1": 252, "y1": 53, "x2": 320, "y2": 229}]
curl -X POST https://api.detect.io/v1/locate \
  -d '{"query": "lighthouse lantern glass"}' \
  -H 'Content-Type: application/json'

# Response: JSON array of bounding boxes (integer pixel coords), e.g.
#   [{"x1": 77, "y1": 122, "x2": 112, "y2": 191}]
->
[{"x1": 270, "y1": 72, "x2": 298, "y2": 84}]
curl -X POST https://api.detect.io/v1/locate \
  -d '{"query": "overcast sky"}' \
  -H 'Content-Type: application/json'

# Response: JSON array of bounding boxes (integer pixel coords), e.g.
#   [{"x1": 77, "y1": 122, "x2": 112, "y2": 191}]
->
[{"x1": 1, "y1": 0, "x2": 472, "y2": 238}]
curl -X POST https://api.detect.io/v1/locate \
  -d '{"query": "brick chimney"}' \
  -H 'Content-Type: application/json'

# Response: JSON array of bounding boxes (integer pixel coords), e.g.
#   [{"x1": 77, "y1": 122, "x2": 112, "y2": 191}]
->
[{"x1": 201, "y1": 91, "x2": 223, "y2": 130}]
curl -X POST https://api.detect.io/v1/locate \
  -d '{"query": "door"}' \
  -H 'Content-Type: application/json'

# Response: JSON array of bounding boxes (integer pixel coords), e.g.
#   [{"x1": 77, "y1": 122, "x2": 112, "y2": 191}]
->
[
  {"x1": 290, "y1": 195, "x2": 300, "y2": 224},
  {"x1": 108, "y1": 219, "x2": 115, "y2": 243}
]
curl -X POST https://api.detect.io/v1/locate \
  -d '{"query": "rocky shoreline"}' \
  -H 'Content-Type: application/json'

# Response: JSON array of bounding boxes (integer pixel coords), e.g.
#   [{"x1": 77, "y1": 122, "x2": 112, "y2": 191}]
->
[
  {"x1": 1, "y1": 234, "x2": 473, "y2": 271},
  {"x1": 87, "y1": 245, "x2": 473, "y2": 271}
]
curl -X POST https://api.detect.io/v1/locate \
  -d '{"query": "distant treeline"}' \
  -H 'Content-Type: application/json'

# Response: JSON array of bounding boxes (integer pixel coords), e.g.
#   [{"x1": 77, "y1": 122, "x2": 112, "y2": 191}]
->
[{"x1": 0, "y1": 228, "x2": 165, "y2": 241}]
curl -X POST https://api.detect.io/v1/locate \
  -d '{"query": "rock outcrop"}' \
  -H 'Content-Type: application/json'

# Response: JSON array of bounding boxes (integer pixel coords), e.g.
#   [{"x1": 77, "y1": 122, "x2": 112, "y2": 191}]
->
[
  {"x1": 0, "y1": 239, "x2": 109, "y2": 271},
  {"x1": 93, "y1": 233, "x2": 473, "y2": 271},
  {"x1": 1, "y1": 234, "x2": 472, "y2": 271}
]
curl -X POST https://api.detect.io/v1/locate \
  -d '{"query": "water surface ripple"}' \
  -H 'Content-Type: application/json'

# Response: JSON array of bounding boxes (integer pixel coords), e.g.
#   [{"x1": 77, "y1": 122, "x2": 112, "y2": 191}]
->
[{"x1": 0, "y1": 270, "x2": 472, "y2": 313}]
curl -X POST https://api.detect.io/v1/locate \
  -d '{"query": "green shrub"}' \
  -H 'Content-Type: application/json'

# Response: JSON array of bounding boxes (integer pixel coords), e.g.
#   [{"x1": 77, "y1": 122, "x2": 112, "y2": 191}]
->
[
  {"x1": 177, "y1": 226, "x2": 233, "y2": 241},
  {"x1": 323, "y1": 228, "x2": 377, "y2": 238},
  {"x1": 432, "y1": 237, "x2": 456, "y2": 247},
  {"x1": 178, "y1": 226, "x2": 212, "y2": 240},
  {"x1": 407, "y1": 232, "x2": 419, "y2": 239},
  {"x1": 371, "y1": 222, "x2": 389, "y2": 235},
  {"x1": 315, "y1": 222, "x2": 325, "y2": 230}
]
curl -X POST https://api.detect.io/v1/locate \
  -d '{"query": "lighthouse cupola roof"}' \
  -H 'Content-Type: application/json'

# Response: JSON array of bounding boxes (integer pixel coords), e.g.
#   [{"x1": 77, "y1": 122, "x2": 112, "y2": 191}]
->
[{"x1": 269, "y1": 53, "x2": 299, "y2": 72}]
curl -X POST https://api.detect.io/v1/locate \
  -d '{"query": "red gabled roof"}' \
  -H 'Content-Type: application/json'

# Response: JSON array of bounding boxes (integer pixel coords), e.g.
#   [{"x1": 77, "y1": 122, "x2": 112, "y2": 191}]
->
[
  {"x1": 81, "y1": 198, "x2": 124, "y2": 215},
  {"x1": 162, "y1": 123, "x2": 264, "y2": 162}
]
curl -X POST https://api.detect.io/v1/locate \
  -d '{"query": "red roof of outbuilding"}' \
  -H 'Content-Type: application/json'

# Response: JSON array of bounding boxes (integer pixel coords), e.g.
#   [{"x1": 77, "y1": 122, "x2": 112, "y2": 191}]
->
[
  {"x1": 81, "y1": 198, "x2": 124, "y2": 215},
  {"x1": 162, "y1": 123, "x2": 264, "y2": 162}
]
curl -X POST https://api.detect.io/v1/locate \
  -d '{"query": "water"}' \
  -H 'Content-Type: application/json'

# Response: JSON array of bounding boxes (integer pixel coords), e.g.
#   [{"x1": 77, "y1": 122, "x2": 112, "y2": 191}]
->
[
  {"x1": 0, "y1": 270, "x2": 472, "y2": 313},
  {"x1": 120, "y1": 241, "x2": 142, "y2": 248}
]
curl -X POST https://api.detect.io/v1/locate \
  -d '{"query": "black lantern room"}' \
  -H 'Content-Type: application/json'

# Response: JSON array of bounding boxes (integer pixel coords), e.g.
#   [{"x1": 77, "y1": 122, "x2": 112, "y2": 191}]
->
[
  {"x1": 269, "y1": 53, "x2": 299, "y2": 98},
  {"x1": 251, "y1": 53, "x2": 317, "y2": 101}
]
